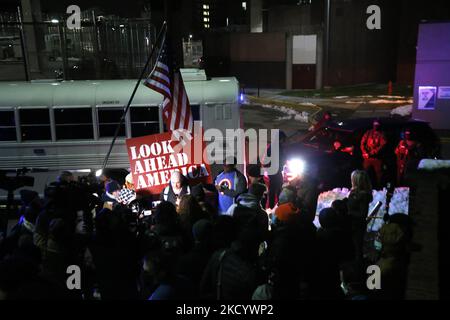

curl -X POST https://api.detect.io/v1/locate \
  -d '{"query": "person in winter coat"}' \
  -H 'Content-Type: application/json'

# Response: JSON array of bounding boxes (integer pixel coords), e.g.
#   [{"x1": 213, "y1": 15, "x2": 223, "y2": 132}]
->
[
  {"x1": 360, "y1": 119, "x2": 387, "y2": 188},
  {"x1": 200, "y1": 227, "x2": 261, "y2": 300},
  {"x1": 214, "y1": 158, "x2": 247, "y2": 215},
  {"x1": 160, "y1": 171, "x2": 191, "y2": 207},
  {"x1": 347, "y1": 170, "x2": 373, "y2": 267},
  {"x1": 225, "y1": 183, "x2": 269, "y2": 240},
  {"x1": 394, "y1": 128, "x2": 423, "y2": 185}
]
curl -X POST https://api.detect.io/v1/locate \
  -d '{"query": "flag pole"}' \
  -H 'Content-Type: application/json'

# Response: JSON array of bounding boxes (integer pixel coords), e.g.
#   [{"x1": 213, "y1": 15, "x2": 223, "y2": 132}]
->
[{"x1": 101, "y1": 21, "x2": 167, "y2": 170}]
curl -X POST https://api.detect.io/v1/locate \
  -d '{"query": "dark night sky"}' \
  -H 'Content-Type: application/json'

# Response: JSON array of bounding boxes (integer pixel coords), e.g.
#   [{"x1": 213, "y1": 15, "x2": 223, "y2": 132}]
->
[
  {"x1": 40, "y1": 0, "x2": 150, "y2": 16},
  {"x1": 1, "y1": 0, "x2": 165, "y2": 17}
]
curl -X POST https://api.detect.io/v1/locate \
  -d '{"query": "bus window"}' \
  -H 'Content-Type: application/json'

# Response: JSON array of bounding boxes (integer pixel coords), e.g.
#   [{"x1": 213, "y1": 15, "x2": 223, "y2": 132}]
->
[
  {"x1": 0, "y1": 110, "x2": 16, "y2": 141},
  {"x1": 98, "y1": 108, "x2": 125, "y2": 138},
  {"x1": 223, "y1": 105, "x2": 231, "y2": 120},
  {"x1": 19, "y1": 108, "x2": 51, "y2": 141},
  {"x1": 215, "y1": 105, "x2": 223, "y2": 120},
  {"x1": 214, "y1": 104, "x2": 231, "y2": 121},
  {"x1": 54, "y1": 108, "x2": 94, "y2": 140},
  {"x1": 130, "y1": 106, "x2": 159, "y2": 137}
]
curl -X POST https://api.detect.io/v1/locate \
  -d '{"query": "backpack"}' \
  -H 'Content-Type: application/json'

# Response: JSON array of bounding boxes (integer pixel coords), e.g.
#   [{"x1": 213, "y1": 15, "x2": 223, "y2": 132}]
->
[
  {"x1": 233, "y1": 204, "x2": 257, "y2": 232},
  {"x1": 216, "y1": 249, "x2": 257, "y2": 300}
]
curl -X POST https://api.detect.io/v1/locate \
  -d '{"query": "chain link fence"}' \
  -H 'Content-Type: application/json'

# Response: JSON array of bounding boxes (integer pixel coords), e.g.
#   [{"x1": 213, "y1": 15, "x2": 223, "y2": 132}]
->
[{"x1": 0, "y1": 11, "x2": 157, "y2": 81}]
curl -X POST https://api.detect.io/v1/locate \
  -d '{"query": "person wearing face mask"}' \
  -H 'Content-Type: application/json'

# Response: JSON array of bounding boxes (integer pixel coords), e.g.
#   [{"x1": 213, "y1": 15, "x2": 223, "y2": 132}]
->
[
  {"x1": 160, "y1": 171, "x2": 191, "y2": 207},
  {"x1": 395, "y1": 128, "x2": 422, "y2": 186},
  {"x1": 360, "y1": 119, "x2": 387, "y2": 188}
]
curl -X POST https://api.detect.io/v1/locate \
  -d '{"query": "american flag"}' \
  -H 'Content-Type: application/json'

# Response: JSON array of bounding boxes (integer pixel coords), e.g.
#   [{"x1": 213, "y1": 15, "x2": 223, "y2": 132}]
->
[{"x1": 144, "y1": 37, "x2": 193, "y2": 132}]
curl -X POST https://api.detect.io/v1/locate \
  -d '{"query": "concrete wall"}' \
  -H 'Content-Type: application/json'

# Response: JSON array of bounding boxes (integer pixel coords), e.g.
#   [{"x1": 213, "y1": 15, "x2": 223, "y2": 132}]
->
[
  {"x1": 204, "y1": 32, "x2": 287, "y2": 88},
  {"x1": 267, "y1": 3, "x2": 322, "y2": 34},
  {"x1": 250, "y1": 0, "x2": 263, "y2": 33},
  {"x1": 230, "y1": 61, "x2": 285, "y2": 88},
  {"x1": 326, "y1": 0, "x2": 399, "y2": 86},
  {"x1": 230, "y1": 33, "x2": 285, "y2": 62},
  {"x1": 263, "y1": 0, "x2": 399, "y2": 87},
  {"x1": 412, "y1": 22, "x2": 450, "y2": 130},
  {"x1": 395, "y1": 0, "x2": 450, "y2": 85},
  {"x1": 204, "y1": 0, "x2": 402, "y2": 89}
]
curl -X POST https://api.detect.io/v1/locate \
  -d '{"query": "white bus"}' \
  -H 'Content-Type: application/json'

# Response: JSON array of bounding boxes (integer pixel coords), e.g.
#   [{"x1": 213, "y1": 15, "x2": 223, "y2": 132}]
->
[{"x1": 0, "y1": 69, "x2": 241, "y2": 199}]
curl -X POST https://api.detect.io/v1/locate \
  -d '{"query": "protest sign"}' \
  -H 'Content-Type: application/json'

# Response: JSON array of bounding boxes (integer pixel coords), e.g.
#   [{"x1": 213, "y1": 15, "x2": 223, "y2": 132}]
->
[{"x1": 126, "y1": 131, "x2": 212, "y2": 194}]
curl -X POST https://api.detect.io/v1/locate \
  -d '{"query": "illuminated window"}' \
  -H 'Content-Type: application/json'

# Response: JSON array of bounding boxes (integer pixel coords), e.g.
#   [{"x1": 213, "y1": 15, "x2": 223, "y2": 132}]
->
[
  {"x1": 204, "y1": 23, "x2": 210, "y2": 28},
  {"x1": 203, "y1": 11, "x2": 209, "y2": 16},
  {"x1": 242, "y1": 2, "x2": 247, "y2": 10},
  {"x1": 203, "y1": 17, "x2": 209, "y2": 22},
  {"x1": 203, "y1": 4, "x2": 209, "y2": 9}
]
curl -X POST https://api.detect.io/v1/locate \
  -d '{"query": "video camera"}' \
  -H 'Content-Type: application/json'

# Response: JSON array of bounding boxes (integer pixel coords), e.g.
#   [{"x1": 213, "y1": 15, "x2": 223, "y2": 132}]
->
[
  {"x1": 44, "y1": 174, "x2": 103, "y2": 212},
  {"x1": 0, "y1": 168, "x2": 35, "y2": 192}
]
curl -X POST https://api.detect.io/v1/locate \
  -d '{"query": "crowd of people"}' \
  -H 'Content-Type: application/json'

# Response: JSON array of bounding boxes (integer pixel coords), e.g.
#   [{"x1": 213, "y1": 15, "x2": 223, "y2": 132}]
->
[{"x1": 0, "y1": 153, "x2": 413, "y2": 300}]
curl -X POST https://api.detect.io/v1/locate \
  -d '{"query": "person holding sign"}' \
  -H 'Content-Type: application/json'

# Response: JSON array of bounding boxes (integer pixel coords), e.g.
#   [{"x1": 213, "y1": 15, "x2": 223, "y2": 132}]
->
[
  {"x1": 215, "y1": 157, "x2": 247, "y2": 215},
  {"x1": 160, "y1": 171, "x2": 191, "y2": 207}
]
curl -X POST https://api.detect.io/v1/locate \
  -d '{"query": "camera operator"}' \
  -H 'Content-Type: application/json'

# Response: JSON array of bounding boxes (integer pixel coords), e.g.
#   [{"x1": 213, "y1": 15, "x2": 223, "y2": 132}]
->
[{"x1": 57, "y1": 171, "x2": 75, "y2": 184}]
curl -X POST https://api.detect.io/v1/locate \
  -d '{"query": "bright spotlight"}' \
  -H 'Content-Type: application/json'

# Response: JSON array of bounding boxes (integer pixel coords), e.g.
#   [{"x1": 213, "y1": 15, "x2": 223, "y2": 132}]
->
[
  {"x1": 95, "y1": 169, "x2": 103, "y2": 177},
  {"x1": 285, "y1": 158, "x2": 306, "y2": 180},
  {"x1": 51, "y1": 19, "x2": 59, "y2": 24}
]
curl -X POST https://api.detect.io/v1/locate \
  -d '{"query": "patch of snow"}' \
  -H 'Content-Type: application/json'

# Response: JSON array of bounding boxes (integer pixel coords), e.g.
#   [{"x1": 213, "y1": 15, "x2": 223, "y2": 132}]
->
[
  {"x1": 390, "y1": 104, "x2": 412, "y2": 117},
  {"x1": 345, "y1": 101, "x2": 365, "y2": 104},
  {"x1": 299, "y1": 102, "x2": 318, "y2": 107},
  {"x1": 294, "y1": 112, "x2": 309, "y2": 122},
  {"x1": 370, "y1": 99, "x2": 413, "y2": 104},
  {"x1": 260, "y1": 104, "x2": 309, "y2": 123},
  {"x1": 418, "y1": 159, "x2": 450, "y2": 170},
  {"x1": 275, "y1": 115, "x2": 292, "y2": 121},
  {"x1": 356, "y1": 95, "x2": 373, "y2": 98},
  {"x1": 333, "y1": 96, "x2": 349, "y2": 99},
  {"x1": 241, "y1": 97, "x2": 251, "y2": 105},
  {"x1": 388, "y1": 187, "x2": 409, "y2": 215},
  {"x1": 314, "y1": 187, "x2": 409, "y2": 231},
  {"x1": 378, "y1": 95, "x2": 406, "y2": 99}
]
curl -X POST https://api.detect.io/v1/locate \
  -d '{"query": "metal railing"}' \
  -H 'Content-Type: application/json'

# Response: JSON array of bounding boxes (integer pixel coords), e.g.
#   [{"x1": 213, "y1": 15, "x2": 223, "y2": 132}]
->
[{"x1": 0, "y1": 12, "x2": 157, "y2": 81}]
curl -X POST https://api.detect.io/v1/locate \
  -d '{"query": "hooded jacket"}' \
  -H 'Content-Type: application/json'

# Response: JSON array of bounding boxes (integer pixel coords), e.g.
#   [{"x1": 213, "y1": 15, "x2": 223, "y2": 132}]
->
[
  {"x1": 226, "y1": 193, "x2": 264, "y2": 216},
  {"x1": 226, "y1": 193, "x2": 269, "y2": 240}
]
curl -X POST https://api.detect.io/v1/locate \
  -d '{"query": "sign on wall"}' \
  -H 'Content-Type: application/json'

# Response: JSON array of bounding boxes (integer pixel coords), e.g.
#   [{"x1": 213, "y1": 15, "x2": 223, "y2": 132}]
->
[
  {"x1": 292, "y1": 35, "x2": 317, "y2": 65},
  {"x1": 438, "y1": 86, "x2": 450, "y2": 99},
  {"x1": 418, "y1": 86, "x2": 437, "y2": 110}
]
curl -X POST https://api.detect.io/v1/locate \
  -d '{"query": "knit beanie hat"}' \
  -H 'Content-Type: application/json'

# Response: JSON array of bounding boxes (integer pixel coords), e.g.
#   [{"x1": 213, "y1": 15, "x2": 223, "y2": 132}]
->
[{"x1": 275, "y1": 202, "x2": 299, "y2": 222}]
